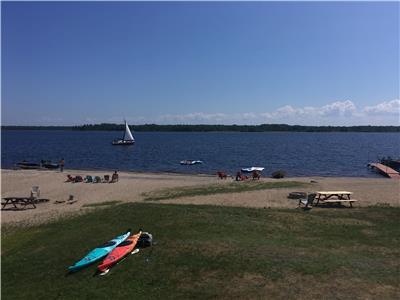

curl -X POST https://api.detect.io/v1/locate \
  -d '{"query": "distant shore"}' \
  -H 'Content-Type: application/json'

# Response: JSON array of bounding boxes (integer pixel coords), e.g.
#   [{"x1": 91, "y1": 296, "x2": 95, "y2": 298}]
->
[
  {"x1": 2, "y1": 169, "x2": 399, "y2": 226},
  {"x1": 2, "y1": 124, "x2": 400, "y2": 132}
]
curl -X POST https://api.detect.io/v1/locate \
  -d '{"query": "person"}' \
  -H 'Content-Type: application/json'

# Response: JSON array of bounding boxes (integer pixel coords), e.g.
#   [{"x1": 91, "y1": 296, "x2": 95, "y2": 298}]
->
[
  {"x1": 59, "y1": 158, "x2": 65, "y2": 172},
  {"x1": 252, "y1": 170, "x2": 260, "y2": 180},
  {"x1": 111, "y1": 170, "x2": 119, "y2": 183},
  {"x1": 235, "y1": 171, "x2": 242, "y2": 181}
]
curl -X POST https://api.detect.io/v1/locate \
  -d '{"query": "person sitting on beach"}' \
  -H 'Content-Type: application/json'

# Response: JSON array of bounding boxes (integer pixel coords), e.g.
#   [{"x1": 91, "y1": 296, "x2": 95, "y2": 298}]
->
[{"x1": 110, "y1": 171, "x2": 119, "y2": 183}]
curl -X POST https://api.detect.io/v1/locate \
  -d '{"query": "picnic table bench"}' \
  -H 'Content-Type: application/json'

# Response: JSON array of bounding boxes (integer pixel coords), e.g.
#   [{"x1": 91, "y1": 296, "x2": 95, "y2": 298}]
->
[
  {"x1": 2, "y1": 197, "x2": 49, "y2": 210},
  {"x1": 315, "y1": 191, "x2": 358, "y2": 208}
]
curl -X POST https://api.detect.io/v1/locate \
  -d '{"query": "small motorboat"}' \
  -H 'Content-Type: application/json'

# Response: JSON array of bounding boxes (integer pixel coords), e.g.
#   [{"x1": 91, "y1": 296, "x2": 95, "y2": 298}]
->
[
  {"x1": 241, "y1": 167, "x2": 265, "y2": 173},
  {"x1": 180, "y1": 160, "x2": 203, "y2": 165},
  {"x1": 41, "y1": 162, "x2": 59, "y2": 169},
  {"x1": 17, "y1": 161, "x2": 41, "y2": 169}
]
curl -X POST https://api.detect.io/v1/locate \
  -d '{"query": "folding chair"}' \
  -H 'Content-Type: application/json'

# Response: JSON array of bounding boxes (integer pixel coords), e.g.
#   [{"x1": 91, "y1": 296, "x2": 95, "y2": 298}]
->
[{"x1": 30, "y1": 186, "x2": 40, "y2": 199}]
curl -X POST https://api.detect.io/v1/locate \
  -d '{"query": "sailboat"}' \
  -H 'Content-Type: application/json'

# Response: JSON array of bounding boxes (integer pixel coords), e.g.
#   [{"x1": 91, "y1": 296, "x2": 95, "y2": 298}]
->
[{"x1": 112, "y1": 121, "x2": 135, "y2": 145}]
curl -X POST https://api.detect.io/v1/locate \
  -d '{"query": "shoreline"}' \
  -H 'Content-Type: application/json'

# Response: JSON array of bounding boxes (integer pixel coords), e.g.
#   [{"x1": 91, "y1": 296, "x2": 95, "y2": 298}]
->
[
  {"x1": 0, "y1": 166, "x2": 385, "y2": 179},
  {"x1": 2, "y1": 169, "x2": 399, "y2": 226},
  {"x1": 1, "y1": 167, "x2": 217, "y2": 177}
]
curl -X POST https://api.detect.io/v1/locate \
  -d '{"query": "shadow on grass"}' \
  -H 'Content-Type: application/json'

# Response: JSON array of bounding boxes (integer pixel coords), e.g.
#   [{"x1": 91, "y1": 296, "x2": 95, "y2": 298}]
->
[{"x1": 82, "y1": 200, "x2": 122, "y2": 208}]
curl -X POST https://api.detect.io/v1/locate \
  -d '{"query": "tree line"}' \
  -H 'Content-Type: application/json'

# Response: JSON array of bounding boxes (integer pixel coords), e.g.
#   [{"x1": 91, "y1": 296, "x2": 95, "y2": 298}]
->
[{"x1": 2, "y1": 123, "x2": 400, "y2": 132}]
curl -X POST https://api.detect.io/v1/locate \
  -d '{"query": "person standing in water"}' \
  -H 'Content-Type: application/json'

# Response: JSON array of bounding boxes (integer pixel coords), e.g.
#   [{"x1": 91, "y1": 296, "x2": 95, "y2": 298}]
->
[{"x1": 59, "y1": 158, "x2": 65, "y2": 172}]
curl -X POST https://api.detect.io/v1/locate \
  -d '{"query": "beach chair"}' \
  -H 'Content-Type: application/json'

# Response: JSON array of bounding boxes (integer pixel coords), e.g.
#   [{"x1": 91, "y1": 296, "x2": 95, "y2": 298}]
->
[
  {"x1": 66, "y1": 175, "x2": 75, "y2": 182},
  {"x1": 74, "y1": 176, "x2": 83, "y2": 183},
  {"x1": 84, "y1": 175, "x2": 93, "y2": 183},
  {"x1": 240, "y1": 175, "x2": 249, "y2": 181},
  {"x1": 93, "y1": 176, "x2": 102, "y2": 183},
  {"x1": 103, "y1": 175, "x2": 110, "y2": 183},
  {"x1": 30, "y1": 186, "x2": 40, "y2": 199},
  {"x1": 217, "y1": 171, "x2": 228, "y2": 179},
  {"x1": 252, "y1": 171, "x2": 261, "y2": 180},
  {"x1": 298, "y1": 193, "x2": 316, "y2": 210}
]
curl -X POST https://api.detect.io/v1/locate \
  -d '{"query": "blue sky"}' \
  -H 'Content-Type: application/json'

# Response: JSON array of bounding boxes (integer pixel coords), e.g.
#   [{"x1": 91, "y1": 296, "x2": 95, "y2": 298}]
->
[{"x1": 2, "y1": 1, "x2": 399, "y2": 125}]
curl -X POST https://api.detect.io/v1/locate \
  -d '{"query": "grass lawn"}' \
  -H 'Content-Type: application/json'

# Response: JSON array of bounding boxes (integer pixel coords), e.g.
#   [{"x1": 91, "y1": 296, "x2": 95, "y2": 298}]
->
[
  {"x1": 142, "y1": 181, "x2": 308, "y2": 201},
  {"x1": 2, "y1": 203, "x2": 399, "y2": 299}
]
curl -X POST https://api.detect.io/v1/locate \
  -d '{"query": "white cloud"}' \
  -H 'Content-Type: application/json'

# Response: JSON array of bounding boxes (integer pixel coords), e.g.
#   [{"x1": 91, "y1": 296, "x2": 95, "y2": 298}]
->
[
  {"x1": 113, "y1": 99, "x2": 399, "y2": 126},
  {"x1": 319, "y1": 100, "x2": 357, "y2": 116},
  {"x1": 158, "y1": 112, "x2": 229, "y2": 123},
  {"x1": 363, "y1": 99, "x2": 400, "y2": 115}
]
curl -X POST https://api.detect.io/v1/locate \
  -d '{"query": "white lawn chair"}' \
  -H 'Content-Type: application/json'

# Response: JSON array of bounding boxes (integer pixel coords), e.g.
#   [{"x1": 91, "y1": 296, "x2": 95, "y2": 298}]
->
[{"x1": 30, "y1": 186, "x2": 40, "y2": 199}]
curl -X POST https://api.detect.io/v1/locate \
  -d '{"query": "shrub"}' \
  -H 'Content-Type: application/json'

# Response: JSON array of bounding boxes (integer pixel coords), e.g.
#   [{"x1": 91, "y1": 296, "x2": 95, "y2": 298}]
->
[{"x1": 271, "y1": 170, "x2": 286, "y2": 179}]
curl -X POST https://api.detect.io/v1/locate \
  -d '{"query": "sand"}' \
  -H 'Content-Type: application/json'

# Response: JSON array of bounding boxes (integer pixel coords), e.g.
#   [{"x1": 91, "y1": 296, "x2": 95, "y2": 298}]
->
[{"x1": 1, "y1": 169, "x2": 399, "y2": 225}]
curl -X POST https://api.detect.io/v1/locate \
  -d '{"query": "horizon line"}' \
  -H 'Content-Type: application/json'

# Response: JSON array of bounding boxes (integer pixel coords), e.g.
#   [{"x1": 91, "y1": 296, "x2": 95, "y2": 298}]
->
[{"x1": 2, "y1": 123, "x2": 400, "y2": 128}]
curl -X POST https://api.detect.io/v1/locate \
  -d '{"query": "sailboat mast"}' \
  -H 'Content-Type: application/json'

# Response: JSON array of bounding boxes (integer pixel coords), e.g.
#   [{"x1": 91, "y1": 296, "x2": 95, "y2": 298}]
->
[{"x1": 122, "y1": 120, "x2": 126, "y2": 140}]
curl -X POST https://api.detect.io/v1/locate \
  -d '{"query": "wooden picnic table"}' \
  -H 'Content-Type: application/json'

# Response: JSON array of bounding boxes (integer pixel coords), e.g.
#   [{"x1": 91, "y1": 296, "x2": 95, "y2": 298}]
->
[
  {"x1": 315, "y1": 191, "x2": 357, "y2": 208},
  {"x1": 1, "y1": 197, "x2": 47, "y2": 210}
]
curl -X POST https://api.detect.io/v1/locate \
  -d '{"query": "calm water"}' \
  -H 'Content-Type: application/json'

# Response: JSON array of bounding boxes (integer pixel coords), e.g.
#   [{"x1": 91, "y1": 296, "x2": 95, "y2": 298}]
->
[{"x1": 2, "y1": 130, "x2": 400, "y2": 177}]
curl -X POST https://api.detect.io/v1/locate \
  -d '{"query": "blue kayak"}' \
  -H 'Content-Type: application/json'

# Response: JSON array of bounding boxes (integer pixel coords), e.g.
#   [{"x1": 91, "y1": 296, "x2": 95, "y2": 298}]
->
[{"x1": 68, "y1": 229, "x2": 131, "y2": 272}]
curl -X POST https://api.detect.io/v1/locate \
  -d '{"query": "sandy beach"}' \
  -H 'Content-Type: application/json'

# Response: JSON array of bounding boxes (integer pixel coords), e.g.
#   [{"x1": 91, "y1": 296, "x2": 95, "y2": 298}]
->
[{"x1": 1, "y1": 169, "x2": 399, "y2": 225}]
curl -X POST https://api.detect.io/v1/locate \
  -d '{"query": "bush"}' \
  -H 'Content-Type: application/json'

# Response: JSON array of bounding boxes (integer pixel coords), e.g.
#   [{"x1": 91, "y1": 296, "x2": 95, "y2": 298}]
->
[{"x1": 271, "y1": 170, "x2": 286, "y2": 179}]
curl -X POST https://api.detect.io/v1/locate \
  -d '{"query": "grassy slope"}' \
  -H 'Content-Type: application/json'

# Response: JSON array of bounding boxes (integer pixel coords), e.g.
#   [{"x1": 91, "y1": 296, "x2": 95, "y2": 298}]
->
[{"x1": 2, "y1": 203, "x2": 399, "y2": 299}]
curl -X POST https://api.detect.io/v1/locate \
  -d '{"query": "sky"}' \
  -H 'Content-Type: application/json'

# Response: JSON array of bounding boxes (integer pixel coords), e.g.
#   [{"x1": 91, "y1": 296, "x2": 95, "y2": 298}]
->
[{"x1": 2, "y1": 1, "x2": 399, "y2": 126}]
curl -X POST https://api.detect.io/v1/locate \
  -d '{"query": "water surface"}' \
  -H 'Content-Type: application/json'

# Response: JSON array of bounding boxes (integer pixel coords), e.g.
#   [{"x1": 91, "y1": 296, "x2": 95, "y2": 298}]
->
[{"x1": 2, "y1": 131, "x2": 399, "y2": 177}]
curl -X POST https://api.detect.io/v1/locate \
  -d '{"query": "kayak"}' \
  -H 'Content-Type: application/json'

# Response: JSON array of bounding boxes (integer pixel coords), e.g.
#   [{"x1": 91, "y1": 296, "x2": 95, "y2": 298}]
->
[
  {"x1": 68, "y1": 229, "x2": 130, "y2": 272},
  {"x1": 241, "y1": 167, "x2": 265, "y2": 173},
  {"x1": 97, "y1": 231, "x2": 142, "y2": 273}
]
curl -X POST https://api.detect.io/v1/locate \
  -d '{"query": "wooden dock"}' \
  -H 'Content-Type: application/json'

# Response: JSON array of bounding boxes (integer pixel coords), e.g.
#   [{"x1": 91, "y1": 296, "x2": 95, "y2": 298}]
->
[{"x1": 368, "y1": 163, "x2": 400, "y2": 179}]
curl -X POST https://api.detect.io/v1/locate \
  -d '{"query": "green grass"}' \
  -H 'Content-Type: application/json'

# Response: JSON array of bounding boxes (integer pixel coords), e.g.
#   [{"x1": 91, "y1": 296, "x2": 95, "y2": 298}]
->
[
  {"x1": 142, "y1": 181, "x2": 308, "y2": 201},
  {"x1": 2, "y1": 203, "x2": 399, "y2": 299},
  {"x1": 82, "y1": 200, "x2": 122, "y2": 208}
]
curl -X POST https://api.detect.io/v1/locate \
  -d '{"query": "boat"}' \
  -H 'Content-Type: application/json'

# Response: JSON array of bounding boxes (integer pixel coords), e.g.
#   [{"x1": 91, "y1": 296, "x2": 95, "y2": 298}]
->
[
  {"x1": 68, "y1": 229, "x2": 131, "y2": 272},
  {"x1": 241, "y1": 167, "x2": 265, "y2": 173},
  {"x1": 180, "y1": 160, "x2": 203, "y2": 165},
  {"x1": 97, "y1": 231, "x2": 142, "y2": 273},
  {"x1": 42, "y1": 163, "x2": 59, "y2": 169},
  {"x1": 112, "y1": 121, "x2": 135, "y2": 145},
  {"x1": 17, "y1": 161, "x2": 41, "y2": 169},
  {"x1": 41, "y1": 160, "x2": 59, "y2": 169}
]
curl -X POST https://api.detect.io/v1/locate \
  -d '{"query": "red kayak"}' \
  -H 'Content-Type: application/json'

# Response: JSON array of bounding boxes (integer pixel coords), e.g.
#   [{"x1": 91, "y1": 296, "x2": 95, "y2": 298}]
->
[{"x1": 97, "y1": 231, "x2": 141, "y2": 273}]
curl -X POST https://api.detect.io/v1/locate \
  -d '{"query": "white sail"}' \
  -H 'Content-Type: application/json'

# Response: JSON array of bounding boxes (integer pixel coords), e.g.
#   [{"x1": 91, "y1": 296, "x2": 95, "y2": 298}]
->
[{"x1": 124, "y1": 121, "x2": 134, "y2": 141}]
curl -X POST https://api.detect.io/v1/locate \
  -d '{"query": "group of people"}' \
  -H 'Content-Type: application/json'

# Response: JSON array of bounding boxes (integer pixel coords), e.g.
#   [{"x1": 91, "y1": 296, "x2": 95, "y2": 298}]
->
[
  {"x1": 66, "y1": 171, "x2": 119, "y2": 183},
  {"x1": 59, "y1": 158, "x2": 120, "y2": 183},
  {"x1": 218, "y1": 170, "x2": 261, "y2": 181},
  {"x1": 235, "y1": 170, "x2": 261, "y2": 181}
]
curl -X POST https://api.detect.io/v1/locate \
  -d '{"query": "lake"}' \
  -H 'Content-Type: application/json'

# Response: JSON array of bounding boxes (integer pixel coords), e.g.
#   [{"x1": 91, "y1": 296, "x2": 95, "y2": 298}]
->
[{"x1": 2, "y1": 130, "x2": 399, "y2": 177}]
